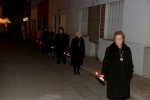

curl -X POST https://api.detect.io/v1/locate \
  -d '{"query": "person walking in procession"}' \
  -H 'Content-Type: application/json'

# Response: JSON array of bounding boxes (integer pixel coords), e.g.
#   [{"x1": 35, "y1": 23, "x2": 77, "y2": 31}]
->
[
  {"x1": 69, "y1": 31, "x2": 85, "y2": 75},
  {"x1": 100, "y1": 31, "x2": 134, "y2": 100},
  {"x1": 55, "y1": 27, "x2": 69, "y2": 64},
  {"x1": 47, "y1": 27, "x2": 55, "y2": 58},
  {"x1": 40, "y1": 28, "x2": 49, "y2": 54}
]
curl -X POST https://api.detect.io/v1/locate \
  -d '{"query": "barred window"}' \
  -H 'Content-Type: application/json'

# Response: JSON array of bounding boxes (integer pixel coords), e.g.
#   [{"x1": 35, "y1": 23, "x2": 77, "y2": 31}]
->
[
  {"x1": 104, "y1": 0, "x2": 124, "y2": 39},
  {"x1": 79, "y1": 8, "x2": 88, "y2": 35}
]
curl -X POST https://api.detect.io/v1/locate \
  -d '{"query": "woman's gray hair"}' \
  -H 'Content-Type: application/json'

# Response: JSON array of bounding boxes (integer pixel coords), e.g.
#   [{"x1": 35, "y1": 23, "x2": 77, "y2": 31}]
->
[
  {"x1": 75, "y1": 30, "x2": 82, "y2": 36},
  {"x1": 113, "y1": 31, "x2": 125, "y2": 41}
]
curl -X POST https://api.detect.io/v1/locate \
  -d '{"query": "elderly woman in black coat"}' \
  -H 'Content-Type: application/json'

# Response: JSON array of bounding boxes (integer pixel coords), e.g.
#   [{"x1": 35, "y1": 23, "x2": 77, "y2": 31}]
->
[
  {"x1": 100, "y1": 31, "x2": 134, "y2": 100},
  {"x1": 69, "y1": 31, "x2": 85, "y2": 75}
]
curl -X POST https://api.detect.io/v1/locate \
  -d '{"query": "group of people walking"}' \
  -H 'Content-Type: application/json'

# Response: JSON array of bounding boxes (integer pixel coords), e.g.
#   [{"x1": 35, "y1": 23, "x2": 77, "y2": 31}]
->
[
  {"x1": 40, "y1": 27, "x2": 55, "y2": 57},
  {"x1": 40, "y1": 28, "x2": 134, "y2": 100},
  {"x1": 40, "y1": 27, "x2": 85, "y2": 75}
]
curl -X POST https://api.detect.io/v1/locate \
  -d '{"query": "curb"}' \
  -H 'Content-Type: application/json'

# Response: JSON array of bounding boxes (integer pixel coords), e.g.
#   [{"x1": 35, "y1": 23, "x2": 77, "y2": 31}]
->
[{"x1": 81, "y1": 66, "x2": 147, "y2": 100}]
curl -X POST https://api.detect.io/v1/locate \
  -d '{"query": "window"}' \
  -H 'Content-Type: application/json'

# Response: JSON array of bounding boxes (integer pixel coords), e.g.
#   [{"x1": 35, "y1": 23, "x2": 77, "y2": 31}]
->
[
  {"x1": 43, "y1": 17, "x2": 46, "y2": 29},
  {"x1": 79, "y1": 8, "x2": 88, "y2": 35},
  {"x1": 104, "y1": 0, "x2": 124, "y2": 39},
  {"x1": 32, "y1": 20, "x2": 34, "y2": 30},
  {"x1": 32, "y1": 20, "x2": 36, "y2": 30},
  {"x1": 60, "y1": 14, "x2": 66, "y2": 32},
  {"x1": 38, "y1": 18, "x2": 41, "y2": 30},
  {"x1": 33, "y1": 20, "x2": 36, "y2": 30},
  {"x1": 51, "y1": 16, "x2": 56, "y2": 32}
]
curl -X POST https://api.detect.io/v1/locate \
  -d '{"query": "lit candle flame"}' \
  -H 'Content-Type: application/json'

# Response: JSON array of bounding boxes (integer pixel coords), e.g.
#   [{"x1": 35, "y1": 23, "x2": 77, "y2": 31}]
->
[
  {"x1": 96, "y1": 72, "x2": 98, "y2": 75},
  {"x1": 63, "y1": 52, "x2": 66, "y2": 55},
  {"x1": 40, "y1": 42, "x2": 41, "y2": 44},
  {"x1": 96, "y1": 72, "x2": 105, "y2": 82},
  {"x1": 37, "y1": 40, "x2": 38, "y2": 42}
]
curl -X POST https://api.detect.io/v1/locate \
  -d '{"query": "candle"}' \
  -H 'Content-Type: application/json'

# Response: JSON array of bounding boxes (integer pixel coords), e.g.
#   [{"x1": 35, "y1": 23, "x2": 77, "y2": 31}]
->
[
  {"x1": 96, "y1": 72, "x2": 100, "y2": 77},
  {"x1": 95, "y1": 72, "x2": 105, "y2": 82},
  {"x1": 66, "y1": 53, "x2": 70, "y2": 57}
]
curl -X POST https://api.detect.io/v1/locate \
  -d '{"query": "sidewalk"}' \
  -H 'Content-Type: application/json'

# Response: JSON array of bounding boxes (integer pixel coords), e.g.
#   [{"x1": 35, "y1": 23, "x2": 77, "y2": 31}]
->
[
  {"x1": 81, "y1": 56, "x2": 150, "y2": 100},
  {"x1": 32, "y1": 40, "x2": 150, "y2": 100}
]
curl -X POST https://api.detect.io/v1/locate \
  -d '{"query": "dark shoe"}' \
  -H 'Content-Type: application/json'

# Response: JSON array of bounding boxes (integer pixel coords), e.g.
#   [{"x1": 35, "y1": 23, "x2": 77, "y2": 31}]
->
[
  {"x1": 63, "y1": 62, "x2": 66, "y2": 64},
  {"x1": 57, "y1": 62, "x2": 60, "y2": 64},
  {"x1": 74, "y1": 72, "x2": 77, "y2": 75},
  {"x1": 77, "y1": 72, "x2": 81, "y2": 75}
]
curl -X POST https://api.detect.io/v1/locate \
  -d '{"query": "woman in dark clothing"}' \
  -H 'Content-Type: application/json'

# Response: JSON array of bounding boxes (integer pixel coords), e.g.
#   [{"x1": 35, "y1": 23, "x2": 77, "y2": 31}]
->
[
  {"x1": 69, "y1": 31, "x2": 85, "y2": 75},
  {"x1": 100, "y1": 31, "x2": 134, "y2": 100},
  {"x1": 47, "y1": 27, "x2": 55, "y2": 58},
  {"x1": 55, "y1": 27, "x2": 69, "y2": 64},
  {"x1": 40, "y1": 28, "x2": 49, "y2": 54}
]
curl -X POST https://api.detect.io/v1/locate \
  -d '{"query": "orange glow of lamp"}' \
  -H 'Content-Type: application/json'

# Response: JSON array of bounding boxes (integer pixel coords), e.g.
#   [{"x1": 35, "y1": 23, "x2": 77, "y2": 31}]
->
[{"x1": 0, "y1": 18, "x2": 11, "y2": 26}]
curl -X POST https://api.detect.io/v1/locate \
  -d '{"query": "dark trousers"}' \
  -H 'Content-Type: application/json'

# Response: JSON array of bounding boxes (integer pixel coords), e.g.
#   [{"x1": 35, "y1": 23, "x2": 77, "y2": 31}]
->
[
  {"x1": 42, "y1": 44, "x2": 48, "y2": 54},
  {"x1": 73, "y1": 65, "x2": 80, "y2": 73},
  {"x1": 56, "y1": 50, "x2": 66, "y2": 64}
]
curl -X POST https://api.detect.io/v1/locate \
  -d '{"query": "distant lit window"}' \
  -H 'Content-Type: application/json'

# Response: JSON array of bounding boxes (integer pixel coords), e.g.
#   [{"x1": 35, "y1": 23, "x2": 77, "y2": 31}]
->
[
  {"x1": 104, "y1": 0, "x2": 124, "y2": 39},
  {"x1": 79, "y1": 8, "x2": 88, "y2": 35}
]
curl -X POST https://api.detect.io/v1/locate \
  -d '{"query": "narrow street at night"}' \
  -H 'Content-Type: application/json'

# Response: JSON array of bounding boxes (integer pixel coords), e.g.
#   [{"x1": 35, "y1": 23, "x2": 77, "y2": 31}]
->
[{"x1": 0, "y1": 40, "x2": 107, "y2": 100}]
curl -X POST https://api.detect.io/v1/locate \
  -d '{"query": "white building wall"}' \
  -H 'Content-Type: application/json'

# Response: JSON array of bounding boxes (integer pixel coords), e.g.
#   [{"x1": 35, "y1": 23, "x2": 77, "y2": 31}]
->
[
  {"x1": 48, "y1": 0, "x2": 71, "y2": 34},
  {"x1": 122, "y1": 0, "x2": 150, "y2": 75},
  {"x1": 70, "y1": 0, "x2": 150, "y2": 76}
]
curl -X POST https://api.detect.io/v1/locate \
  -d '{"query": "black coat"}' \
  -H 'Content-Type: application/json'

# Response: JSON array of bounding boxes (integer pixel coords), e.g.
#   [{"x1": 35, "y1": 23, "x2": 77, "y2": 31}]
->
[
  {"x1": 55, "y1": 33, "x2": 69, "y2": 52},
  {"x1": 40, "y1": 31, "x2": 49, "y2": 44},
  {"x1": 101, "y1": 42, "x2": 134, "y2": 99},
  {"x1": 69, "y1": 37, "x2": 85, "y2": 66},
  {"x1": 46, "y1": 32, "x2": 55, "y2": 47}
]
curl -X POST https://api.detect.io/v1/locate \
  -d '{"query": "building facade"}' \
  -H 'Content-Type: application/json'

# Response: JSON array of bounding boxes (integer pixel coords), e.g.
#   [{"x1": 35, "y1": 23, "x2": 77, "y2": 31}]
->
[{"x1": 30, "y1": 0, "x2": 150, "y2": 79}]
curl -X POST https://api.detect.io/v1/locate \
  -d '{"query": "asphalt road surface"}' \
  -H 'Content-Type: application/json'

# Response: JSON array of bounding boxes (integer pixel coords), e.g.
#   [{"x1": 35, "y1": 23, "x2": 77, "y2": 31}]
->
[{"x1": 0, "y1": 41, "x2": 107, "y2": 100}]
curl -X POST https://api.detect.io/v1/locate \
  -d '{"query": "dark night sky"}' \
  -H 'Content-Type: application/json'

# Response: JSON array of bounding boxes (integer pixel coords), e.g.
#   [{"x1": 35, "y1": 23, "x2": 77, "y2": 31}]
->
[
  {"x1": 1, "y1": 0, "x2": 25, "y2": 26},
  {"x1": 2, "y1": 0, "x2": 24, "y2": 17}
]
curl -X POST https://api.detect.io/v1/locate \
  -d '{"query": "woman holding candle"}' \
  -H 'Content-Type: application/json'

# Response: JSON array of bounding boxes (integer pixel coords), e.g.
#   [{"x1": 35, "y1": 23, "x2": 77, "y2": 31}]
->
[
  {"x1": 101, "y1": 31, "x2": 134, "y2": 100},
  {"x1": 69, "y1": 31, "x2": 85, "y2": 75}
]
